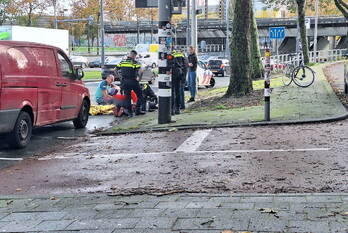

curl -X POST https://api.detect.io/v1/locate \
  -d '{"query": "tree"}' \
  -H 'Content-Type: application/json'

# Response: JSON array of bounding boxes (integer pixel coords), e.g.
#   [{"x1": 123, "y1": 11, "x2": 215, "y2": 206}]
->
[
  {"x1": 262, "y1": 0, "x2": 310, "y2": 64},
  {"x1": 334, "y1": 0, "x2": 348, "y2": 49},
  {"x1": 0, "y1": 0, "x2": 10, "y2": 25},
  {"x1": 225, "y1": 0, "x2": 253, "y2": 97},
  {"x1": 14, "y1": 0, "x2": 48, "y2": 26},
  {"x1": 250, "y1": 0, "x2": 263, "y2": 80},
  {"x1": 296, "y1": 0, "x2": 310, "y2": 64}
]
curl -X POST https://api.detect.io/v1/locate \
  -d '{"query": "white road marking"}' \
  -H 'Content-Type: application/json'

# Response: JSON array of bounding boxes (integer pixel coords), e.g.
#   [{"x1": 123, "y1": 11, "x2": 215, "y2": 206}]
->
[
  {"x1": 0, "y1": 157, "x2": 23, "y2": 161},
  {"x1": 175, "y1": 129, "x2": 212, "y2": 152},
  {"x1": 38, "y1": 147, "x2": 332, "y2": 160}
]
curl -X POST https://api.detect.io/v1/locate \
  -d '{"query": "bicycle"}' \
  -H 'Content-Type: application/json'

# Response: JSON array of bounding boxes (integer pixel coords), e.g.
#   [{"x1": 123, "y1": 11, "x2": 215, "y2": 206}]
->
[{"x1": 282, "y1": 54, "x2": 315, "y2": 88}]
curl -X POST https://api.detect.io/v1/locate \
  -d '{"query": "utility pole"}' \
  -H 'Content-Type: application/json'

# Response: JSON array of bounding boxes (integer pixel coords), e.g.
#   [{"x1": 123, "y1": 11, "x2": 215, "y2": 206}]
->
[
  {"x1": 52, "y1": 0, "x2": 58, "y2": 29},
  {"x1": 136, "y1": 15, "x2": 140, "y2": 44},
  {"x1": 158, "y1": 0, "x2": 174, "y2": 124},
  {"x1": 150, "y1": 9, "x2": 154, "y2": 44},
  {"x1": 225, "y1": 0, "x2": 230, "y2": 59},
  {"x1": 186, "y1": 0, "x2": 190, "y2": 47},
  {"x1": 100, "y1": 0, "x2": 105, "y2": 67},
  {"x1": 313, "y1": 0, "x2": 319, "y2": 63},
  {"x1": 191, "y1": 0, "x2": 197, "y2": 51}
]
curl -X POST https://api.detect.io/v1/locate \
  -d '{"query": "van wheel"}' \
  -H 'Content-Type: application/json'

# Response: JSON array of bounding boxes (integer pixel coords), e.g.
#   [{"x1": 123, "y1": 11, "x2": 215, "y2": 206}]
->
[
  {"x1": 9, "y1": 111, "x2": 32, "y2": 149},
  {"x1": 73, "y1": 99, "x2": 90, "y2": 129}
]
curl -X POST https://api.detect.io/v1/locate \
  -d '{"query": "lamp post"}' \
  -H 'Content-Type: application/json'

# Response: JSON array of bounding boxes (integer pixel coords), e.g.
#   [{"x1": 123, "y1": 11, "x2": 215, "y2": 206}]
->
[
  {"x1": 52, "y1": 0, "x2": 58, "y2": 29},
  {"x1": 100, "y1": 0, "x2": 105, "y2": 67},
  {"x1": 313, "y1": 0, "x2": 319, "y2": 63}
]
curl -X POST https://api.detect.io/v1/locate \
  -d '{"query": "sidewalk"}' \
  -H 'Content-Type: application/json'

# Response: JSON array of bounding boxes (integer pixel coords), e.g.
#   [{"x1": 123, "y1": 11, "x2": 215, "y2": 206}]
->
[
  {"x1": 0, "y1": 193, "x2": 347, "y2": 232},
  {"x1": 105, "y1": 62, "x2": 348, "y2": 134}
]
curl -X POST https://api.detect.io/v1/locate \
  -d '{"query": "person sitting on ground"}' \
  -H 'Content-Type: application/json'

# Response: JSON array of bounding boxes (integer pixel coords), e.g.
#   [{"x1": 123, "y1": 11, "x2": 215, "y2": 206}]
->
[{"x1": 95, "y1": 74, "x2": 120, "y2": 105}]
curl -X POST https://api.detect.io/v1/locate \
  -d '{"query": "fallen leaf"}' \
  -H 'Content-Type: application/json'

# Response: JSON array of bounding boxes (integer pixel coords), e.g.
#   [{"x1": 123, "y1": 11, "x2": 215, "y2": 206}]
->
[
  {"x1": 6, "y1": 200, "x2": 13, "y2": 205},
  {"x1": 15, "y1": 188, "x2": 22, "y2": 192},
  {"x1": 342, "y1": 212, "x2": 348, "y2": 216},
  {"x1": 259, "y1": 208, "x2": 278, "y2": 214},
  {"x1": 50, "y1": 197, "x2": 57, "y2": 200},
  {"x1": 221, "y1": 231, "x2": 234, "y2": 233},
  {"x1": 169, "y1": 128, "x2": 178, "y2": 132}
]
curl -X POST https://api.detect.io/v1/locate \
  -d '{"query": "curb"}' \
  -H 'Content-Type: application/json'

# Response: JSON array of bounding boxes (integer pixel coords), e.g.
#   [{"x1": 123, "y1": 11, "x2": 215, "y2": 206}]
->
[{"x1": 98, "y1": 111, "x2": 348, "y2": 136}]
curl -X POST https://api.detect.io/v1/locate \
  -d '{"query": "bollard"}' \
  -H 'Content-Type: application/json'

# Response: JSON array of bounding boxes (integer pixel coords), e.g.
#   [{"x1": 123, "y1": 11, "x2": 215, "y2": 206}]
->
[
  {"x1": 158, "y1": 0, "x2": 173, "y2": 124},
  {"x1": 264, "y1": 48, "x2": 271, "y2": 121}
]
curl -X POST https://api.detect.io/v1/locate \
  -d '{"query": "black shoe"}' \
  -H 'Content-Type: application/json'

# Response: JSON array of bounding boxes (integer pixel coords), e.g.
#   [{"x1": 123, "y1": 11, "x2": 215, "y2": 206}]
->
[
  {"x1": 175, "y1": 109, "x2": 180, "y2": 115},
  {"x1": 135, "y1": 110, "x2": 146, "y2": 115},
  {"x1": 187, "y1": 98, "x2": 195, "y2": 103}
]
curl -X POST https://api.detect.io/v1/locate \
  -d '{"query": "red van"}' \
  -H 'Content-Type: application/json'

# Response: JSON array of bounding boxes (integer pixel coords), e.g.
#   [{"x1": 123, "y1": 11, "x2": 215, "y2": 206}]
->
[{"x1": 0, "y1": 41, "x2": 90, "y2": 148}]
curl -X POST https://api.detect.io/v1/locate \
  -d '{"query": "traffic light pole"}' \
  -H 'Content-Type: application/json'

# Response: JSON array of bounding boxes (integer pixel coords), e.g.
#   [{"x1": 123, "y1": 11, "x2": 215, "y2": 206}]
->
[{"x1": 158, "y1": 0, "x2": 173, "y2": 124}]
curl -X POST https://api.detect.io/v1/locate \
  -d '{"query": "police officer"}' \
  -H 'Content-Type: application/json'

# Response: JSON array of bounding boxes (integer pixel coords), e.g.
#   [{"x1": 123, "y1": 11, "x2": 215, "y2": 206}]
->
[
  {"x1": 171, "y1": 50, "x2": 186, "y2": 115},
  {"x1": 116, "y1": 50, "x2": 145, "y2": 116}
]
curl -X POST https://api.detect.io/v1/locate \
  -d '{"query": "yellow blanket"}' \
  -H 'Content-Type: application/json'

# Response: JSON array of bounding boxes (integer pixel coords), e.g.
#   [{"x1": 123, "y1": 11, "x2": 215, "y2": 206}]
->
[{"x1": 89, "y1": 105, "x2": 115, "y2": 116}]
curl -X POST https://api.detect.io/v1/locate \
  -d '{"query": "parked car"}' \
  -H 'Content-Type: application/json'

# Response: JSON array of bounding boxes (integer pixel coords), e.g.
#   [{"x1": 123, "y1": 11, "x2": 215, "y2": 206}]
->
[
  {"x1": 0, "y1": 41, "x2": 90, "y2": 148},
  {"x1": 101, "y1": 57, "x2": 123, "y2": 80},
  {"x1": 185, "y1": 61, "x2": 215, "y2": 89},
  {"x1": 138, "y1": 53, "x2": 158, "y2": 68},
  {"x1": 207, "y1": 58, "x2": 230, "y2": 76},
  {"x1": 70, "y1": 55, "x2": 89, "y2": 68},
  {"x1": 88, "y1": 57, "x2": 112, "y2": 68},
  {"x1": 343, "y1": 49, "x2": 348, "y2": 59}
]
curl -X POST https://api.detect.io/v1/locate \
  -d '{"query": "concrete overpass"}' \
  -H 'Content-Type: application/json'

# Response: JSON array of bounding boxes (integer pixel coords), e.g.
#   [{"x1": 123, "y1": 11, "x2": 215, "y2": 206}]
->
[{"x1": 105, "y1": 16, "x2": 347, "y2": 53}]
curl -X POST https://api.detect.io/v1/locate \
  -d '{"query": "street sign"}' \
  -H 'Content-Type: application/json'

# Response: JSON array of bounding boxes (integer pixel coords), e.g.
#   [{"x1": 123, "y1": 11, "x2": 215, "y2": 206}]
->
[{"x1": 269, "y1": 27, "x2": 285, "y2": 40}]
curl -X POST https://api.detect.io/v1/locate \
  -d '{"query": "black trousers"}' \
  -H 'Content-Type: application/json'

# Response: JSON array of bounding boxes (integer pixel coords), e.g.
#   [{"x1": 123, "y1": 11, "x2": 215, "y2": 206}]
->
[
  {"x1": 122, "y1": 79, "x2": 144, "y2": 112},
  {"x1": 171, "y1": 77, "x2": 181, "y2": 112}
]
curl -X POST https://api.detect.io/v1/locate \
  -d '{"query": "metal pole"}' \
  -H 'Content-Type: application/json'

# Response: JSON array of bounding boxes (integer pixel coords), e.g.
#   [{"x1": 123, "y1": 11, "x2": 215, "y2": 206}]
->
[
  {"x1": 100, "y1": 0, "x2": 105, "y2": 67},
  {"x1": 53, "y1": 0, "x2": 58, "y2": 29},
  {"x1": 158, "y1": 0, "x2": 173, "y2": 124},
  {"x1": 137, "y1": 16, "x2": 140, "y2": 44},
  {"x1": 313, "y1": 0, "x2": 319, "y2": 63},
  {"x1": 191, "y1": 0, "x2": 197, "y2": 51},
  {"x1": 264, "y1": 48, "x2": 271, "y2": 121},
  {"x1": 225, "y1": 0, "x2": 230, "y2": 60},
  {"x1": 186, "y1": 0, "x2": 190, "y2": 47},
  {"x1": 150, "y1": 9, "x2": 153, "y2": 44}
]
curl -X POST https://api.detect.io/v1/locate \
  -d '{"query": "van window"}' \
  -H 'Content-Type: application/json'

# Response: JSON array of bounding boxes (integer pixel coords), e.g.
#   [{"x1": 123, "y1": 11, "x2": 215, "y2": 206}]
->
[
  {"x1": 5, "y1": 47, "x2": 57, "y2": 76},
  {"x1": 58, "y1": 53, "x2": 74, "y2": 79}
]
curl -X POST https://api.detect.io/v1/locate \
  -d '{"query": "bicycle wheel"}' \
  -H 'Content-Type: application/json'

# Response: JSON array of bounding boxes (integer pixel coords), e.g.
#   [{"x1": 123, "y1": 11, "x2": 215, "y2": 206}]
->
[
  {"x1": 282, "y1": 64, "x2": 293, "y2": 86},
  {"x1": 292, "y1": 65, "x2": 315, "y2": 88}
]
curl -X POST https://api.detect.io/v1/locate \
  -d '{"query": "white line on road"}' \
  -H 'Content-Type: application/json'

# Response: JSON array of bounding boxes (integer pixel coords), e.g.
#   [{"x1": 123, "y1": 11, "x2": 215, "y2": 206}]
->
[
  {"x1": 175, "y1": 129, "x2": 212, "y2": 153},
  {"x1": 0, "y1": 157, "x2": 23, "y2": 161},
  {"x1": 40, "y1": 147, "x2": 332, "y2": 160}
]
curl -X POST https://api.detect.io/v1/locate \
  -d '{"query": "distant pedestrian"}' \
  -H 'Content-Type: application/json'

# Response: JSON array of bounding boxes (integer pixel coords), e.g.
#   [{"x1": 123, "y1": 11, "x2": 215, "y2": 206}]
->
[
  {"x1": 187, "y1": 46, "x2": 198, "y2": 102},
  {"x1": 116, "y1": 50, "x2": 145, "y2": 116}
]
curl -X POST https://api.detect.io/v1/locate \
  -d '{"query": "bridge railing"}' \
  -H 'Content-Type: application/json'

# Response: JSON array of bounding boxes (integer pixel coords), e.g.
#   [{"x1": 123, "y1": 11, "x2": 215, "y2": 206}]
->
[
  {"x1": 270, "y1": 49, "x2": 347, "y2": 67},
  {"x1": 175, "y1": 44, "x2": 225, "y2": 53}
]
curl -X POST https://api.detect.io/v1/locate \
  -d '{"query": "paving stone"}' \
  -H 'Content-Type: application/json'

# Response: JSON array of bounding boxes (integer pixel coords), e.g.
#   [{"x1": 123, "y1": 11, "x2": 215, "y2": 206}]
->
[
  {"x1": 329, "y1": 221, "x2": 348, "y2": 233},
  {"x1": 66, "y1": 218, "x2": 140, "y2": 230},
  {"x1": 155, "y1": 201, "x2": 189, "y2": 209},
  {"x1": 177, "y1": 196, "x2": 212, "y2": 202},
  {"x1": 306, "y1": 195, "x2": 343, "y2": 203},
  {"x1": 116, "y1": 195, "x2": 151, "y2": 203},
  {"x1": 220, "y1": 202, "x2": 254, "y2": 209},
  {"x1": 249, "y1": 215, "x2": 288, "y2": 232},
  {"x1": 186, "y1": 201, "x2": 222, "y2": 209},
  {"x1": 62, "y1": 209, "x2": 99, "y2": 220},
  {"x1": 274, "y1": 196, "x2": 307, "y2": 203},
  {"x1": 135, "y1": 217, "x2": 176, "y2": 229},
  {"x1": 127, "y1": 208, "x2": 164, "y2": 218},
  {"x1": 96, "y1": 209, "x2": 134, "y2": 219},
  {"x1": 0, "y1": 213, "x2": 9, "y2": 220},
  {"x1": 114, "y1": 229, "x2": 172, "y2": 233},
  {"x1": 1, "y1": 212, "x2": 66, "y2": 221},
  {"x1": 173, "y1": 217, "x2": 249, "y2": 231},
  {"x1": 305, "y1": 208, "x2": 331, "y2": 218},
  {"x1": 32, "y1": 220, "x2": 75, "y2": 231},
  {"x1": 0, "y1": 220, "x2": 41, "y2": 232},
  {"x1": 5, "y1": 199, "x2": 38, "y2": 212},
  {"x1": 208, "y1": 197, "x2": 241, "y2": 203},
  {"x1": 276, "y1": 211, "x2": 307, "y2": 221},
  {"x1": 254, "y1": 202, "x2": 290, "y2": 211},
  {"x1": 240, "y1": 196, "x2": 274, "y2": 203},
  {"x1": 196, "y1": 208, "x2": 236, "y2": 218},
  {"x1": 288, "y1": 220, "x2": 330, "y2": 233},
  {"x1": 122, "y1": 201, "x2": 159, "y2": 209},
  {"x1": 159, "y1": 208, "x2": 199, "y2": 218},
  {"x1": 30, "y1": 199, "x2": 62, "y2": 211},
  {"x1": 94, "y1": 203, "x2": 125, "y2": 210},
  {"x1": 172, "y1": 231, "x2": 221, "y2": 233}
]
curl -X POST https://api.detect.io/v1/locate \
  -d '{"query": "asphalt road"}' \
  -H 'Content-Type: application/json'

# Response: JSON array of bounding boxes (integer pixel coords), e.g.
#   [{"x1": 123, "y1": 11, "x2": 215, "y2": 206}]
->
[{"x1": 0, "y1": 119, "x2": 347, "y2": 195}]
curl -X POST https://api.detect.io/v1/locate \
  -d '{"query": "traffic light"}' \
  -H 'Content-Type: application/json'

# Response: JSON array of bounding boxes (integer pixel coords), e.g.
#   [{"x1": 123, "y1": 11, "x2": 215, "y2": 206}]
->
[{"x1": 218, "y1": 0, "x2": 225, "y2": 20}]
